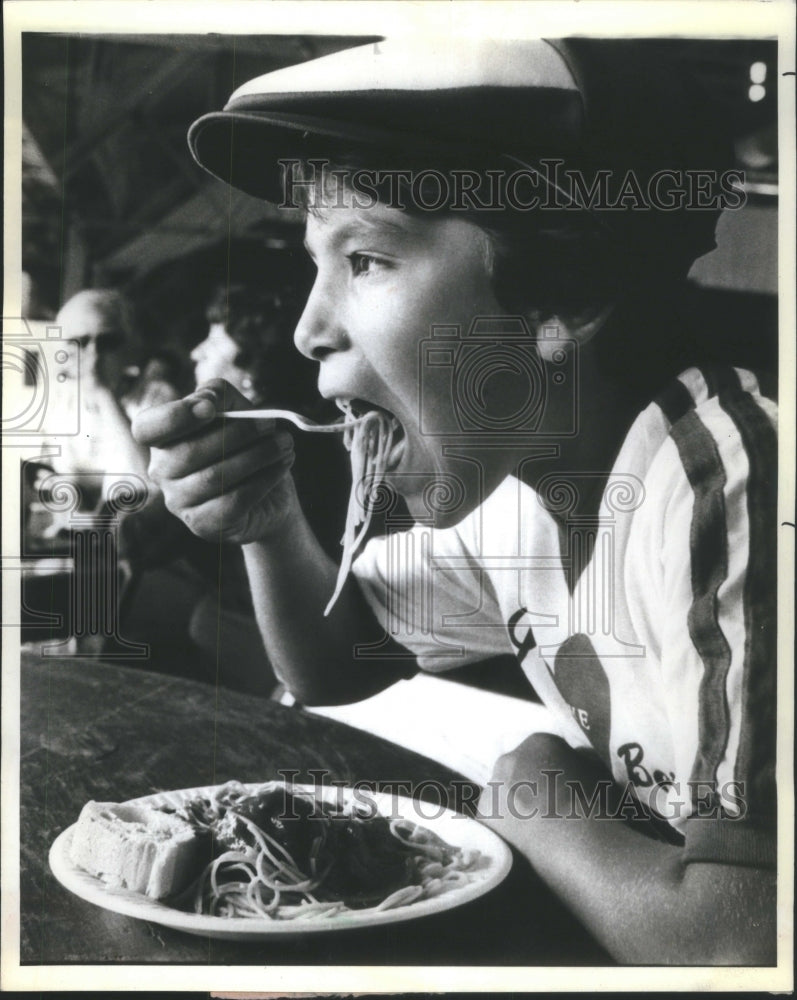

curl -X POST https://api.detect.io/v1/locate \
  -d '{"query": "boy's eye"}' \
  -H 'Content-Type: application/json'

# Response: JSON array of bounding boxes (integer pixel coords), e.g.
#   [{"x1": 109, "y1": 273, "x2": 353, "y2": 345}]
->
[{"x1": 348, "y1": 253, "x2": 387, "y2": 277}]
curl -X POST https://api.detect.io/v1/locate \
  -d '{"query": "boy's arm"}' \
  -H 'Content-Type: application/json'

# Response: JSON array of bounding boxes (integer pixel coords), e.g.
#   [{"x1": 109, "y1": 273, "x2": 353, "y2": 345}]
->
[
  {"x1": 479, "y1": 733, "x2": 776, "y2": 965},
  {"x1": 133, "y1": 379, "x2": 415, "y2": 704},
  {"x1": 242, "y1": 516, "x2": 416, "y2": 705}
]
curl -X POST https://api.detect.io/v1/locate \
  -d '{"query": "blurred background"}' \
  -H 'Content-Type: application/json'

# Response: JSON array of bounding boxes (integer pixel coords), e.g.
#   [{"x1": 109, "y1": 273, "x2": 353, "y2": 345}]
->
[{"x1": 21, "y1": 33, "x2": 383, "y2": 349}]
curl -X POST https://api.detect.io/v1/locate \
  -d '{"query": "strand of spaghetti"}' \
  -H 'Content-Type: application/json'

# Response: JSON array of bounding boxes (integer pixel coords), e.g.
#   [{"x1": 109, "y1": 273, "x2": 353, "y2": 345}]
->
[
  {"x1": 420, "y1": 879, "x2": 447, "y2": 898},
  {"x1": 209, "y1": 856, "x2": 227, "y2": 902},
  {"x1": 296, "y1": 901, "x2": 348, "y2": 920},
  {"x1": 349, "y1": 420, "x2": 386, "y2": 553},
  {"x1": 347, "y1": 415, "x2": 372, "y2": 567},
  {"x1": 212, "y1": 882, "x2": 254, "y2": 902},
  {"x1": 213, "y1": 848, "x2": 256, "y2": 865},
  {"x1": 228, "y1": 885, "x2": 266, "y2": 917},
  {"x1": 217, "y1": 892, "x2": 261, "y2": 918},
  {"x1": 323, "y1": 418, "x2": 365, "y2": 615},
  {"x1": 324, "y1": 410, "x2": 394, "y2": 616},
  {"x1": 236, "y1": 814, "x2": 310, "y2": 881},
  {"x1": 441, "y1": 869, "x2": 470, "y2": 884},
  {"x1": 236, "y1": 814, "x2": 327, "y2": 894},
  {"x1": 247, "y1": 876, "x2": 280, "y2": 916},
  {"x1": 388, "y1": 818, "x2": 454, "y2": 861},
  {"x1": 192, "y1": 862, "x2": 213, "y2": 912},
  {"x1": 206, "y1": 851, "x2": 257, "y2": 903},
  {"x1": 374, "y1": 884, "x2": 425, "y2": 911},
  {"x1": 224, "y1": 861, "x2": 258, "y2": 880},
  {"x1": 280, "y1": 900, "x2": 346, "y2": 920},
  {"x1": 204, "y1": 872, "x2": 267, "y2": 918}
]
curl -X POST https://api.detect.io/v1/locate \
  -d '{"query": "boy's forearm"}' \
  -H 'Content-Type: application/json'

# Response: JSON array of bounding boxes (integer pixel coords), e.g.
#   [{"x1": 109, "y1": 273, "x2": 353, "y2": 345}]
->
[
  {"x1": 242, "y1": 518, "x2": 415, "y2": 704},
  {"x1": 480, "y1": 734, "x2": 776, "y2": 965}
]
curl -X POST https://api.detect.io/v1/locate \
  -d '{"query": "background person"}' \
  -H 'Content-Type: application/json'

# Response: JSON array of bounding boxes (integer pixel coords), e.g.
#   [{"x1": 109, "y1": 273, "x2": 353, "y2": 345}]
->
[
  {"x1": 25, "y1": 288, "x2": 182, "y2": 654},
  {"x1": 41, "y1": 288, "x2": 180, "y2": 511}
]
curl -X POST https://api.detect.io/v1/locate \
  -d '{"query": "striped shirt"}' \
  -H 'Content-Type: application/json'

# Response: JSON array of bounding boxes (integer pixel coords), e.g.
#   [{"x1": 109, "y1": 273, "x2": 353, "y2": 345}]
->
[{"x1": 353, "y1": 366, "x2": 777, "y2": 866}]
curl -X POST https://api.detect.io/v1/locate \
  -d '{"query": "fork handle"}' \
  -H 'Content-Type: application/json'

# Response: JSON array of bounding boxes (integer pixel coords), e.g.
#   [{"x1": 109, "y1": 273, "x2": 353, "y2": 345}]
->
[{"x1": 221, "y1": 409, "x2": 350, "y2": 433}]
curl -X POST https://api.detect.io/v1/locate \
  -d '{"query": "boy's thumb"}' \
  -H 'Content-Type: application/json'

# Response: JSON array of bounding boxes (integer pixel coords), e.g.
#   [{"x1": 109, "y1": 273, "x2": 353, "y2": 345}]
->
[{"x1": 187, "y1": 378, "x2": 251, "y2": 419}]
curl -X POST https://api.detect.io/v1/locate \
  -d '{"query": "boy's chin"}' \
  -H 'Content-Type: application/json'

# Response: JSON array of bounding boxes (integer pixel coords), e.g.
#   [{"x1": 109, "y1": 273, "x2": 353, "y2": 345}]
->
[{"x1": 401, "y1": 477, "x2": 480, "y2": 530}]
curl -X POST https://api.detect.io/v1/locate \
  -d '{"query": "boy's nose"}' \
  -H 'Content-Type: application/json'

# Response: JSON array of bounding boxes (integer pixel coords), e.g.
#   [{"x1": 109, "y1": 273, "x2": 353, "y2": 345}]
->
[
  {"x1": 190, "y1": 340, "x2": 205, "y2": 363},
  {"x1": 293, "y1": 277, "x2": 348, "y2": 361}
]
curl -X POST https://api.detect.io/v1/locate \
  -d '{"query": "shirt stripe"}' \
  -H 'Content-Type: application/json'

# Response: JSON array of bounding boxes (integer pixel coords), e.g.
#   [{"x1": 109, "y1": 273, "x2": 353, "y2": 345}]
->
[
  {"x1": 709, "y1": 366, "x2": 777, "y2": 827},
  {"x1": 675, "y1": 414, "x2": 733, "y2": 793},
  {"x1": 656, "y1": 375, "x2": 697, "y2": 427},
  {"x1": 657, "y1": 370, "x2": 734, "y2": 803}
]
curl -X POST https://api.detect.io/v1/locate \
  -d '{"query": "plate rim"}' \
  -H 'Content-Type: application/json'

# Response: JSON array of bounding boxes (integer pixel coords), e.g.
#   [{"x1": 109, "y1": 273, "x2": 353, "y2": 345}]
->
[{"x1": 49, "y1": 781, "x2": 513, "y2": 939}]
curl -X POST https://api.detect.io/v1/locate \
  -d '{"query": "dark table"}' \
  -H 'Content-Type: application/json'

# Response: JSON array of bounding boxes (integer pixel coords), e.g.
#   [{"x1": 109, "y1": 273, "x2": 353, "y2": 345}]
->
[{"x1": 19, "y1": 652, "x2": 609, "y2": 966}]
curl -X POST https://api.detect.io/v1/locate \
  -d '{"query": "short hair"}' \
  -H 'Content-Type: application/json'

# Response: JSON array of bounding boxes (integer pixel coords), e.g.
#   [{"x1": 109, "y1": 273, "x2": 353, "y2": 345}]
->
[
  {"x1": 292, "y1": 144, "x2": 706, "y2": 403},
  {"x1": 205, "y1": 283, "x2": 318, "y2": 407}
]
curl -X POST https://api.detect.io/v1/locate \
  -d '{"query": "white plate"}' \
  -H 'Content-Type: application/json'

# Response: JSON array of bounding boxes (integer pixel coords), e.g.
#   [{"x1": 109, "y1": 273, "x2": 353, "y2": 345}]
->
[{"x1": 49, "y1": 782, "x2": 513, "y2": 941}]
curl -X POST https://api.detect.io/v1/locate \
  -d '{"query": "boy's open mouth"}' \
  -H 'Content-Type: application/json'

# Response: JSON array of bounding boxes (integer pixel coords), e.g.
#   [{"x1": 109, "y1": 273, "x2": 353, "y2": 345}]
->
[{"x1": 339, "y1": 397, "x2": 406, "y2": 472}]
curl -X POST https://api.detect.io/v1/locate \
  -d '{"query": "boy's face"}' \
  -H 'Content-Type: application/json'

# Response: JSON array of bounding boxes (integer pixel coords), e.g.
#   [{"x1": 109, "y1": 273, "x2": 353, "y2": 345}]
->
[{"x1": 295, "y1": 202, "x2": 509, "y2": 523}]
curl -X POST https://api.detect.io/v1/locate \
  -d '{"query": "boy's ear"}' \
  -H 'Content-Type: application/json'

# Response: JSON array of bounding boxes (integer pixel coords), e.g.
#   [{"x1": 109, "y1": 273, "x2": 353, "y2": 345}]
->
[{"x1": 530, "y1": 303, "x2": 614, "y2": 358}]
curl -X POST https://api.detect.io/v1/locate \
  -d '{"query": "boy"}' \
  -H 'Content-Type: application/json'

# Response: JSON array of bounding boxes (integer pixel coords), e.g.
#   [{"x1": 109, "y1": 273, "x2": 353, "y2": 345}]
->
[{"x1": 133, "y1": 38, "x2": 777, "y2": 963}]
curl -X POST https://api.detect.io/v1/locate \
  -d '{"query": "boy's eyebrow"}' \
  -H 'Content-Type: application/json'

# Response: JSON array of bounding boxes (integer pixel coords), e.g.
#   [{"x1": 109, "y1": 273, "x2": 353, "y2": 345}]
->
[{"x1": 304, "y1": 212, "x2": 417, "y2": 254}]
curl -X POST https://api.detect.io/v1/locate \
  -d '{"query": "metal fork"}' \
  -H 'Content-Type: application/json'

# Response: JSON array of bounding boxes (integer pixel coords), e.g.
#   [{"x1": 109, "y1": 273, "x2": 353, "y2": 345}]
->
[{"x1": 221, "y1": 408, "x2": 365, "y2": 434}]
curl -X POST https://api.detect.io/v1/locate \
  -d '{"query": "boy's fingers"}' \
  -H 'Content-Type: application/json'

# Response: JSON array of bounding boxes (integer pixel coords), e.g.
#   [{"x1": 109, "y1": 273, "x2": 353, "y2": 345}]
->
[
  {"x1": 147, "y1": 420, "x2": 283, "y2": 482},
  {"x1": 164, "y1": 433, "x2": 294, "y2": 509},
  {"x1": 132, "y1": 378, "x2": 256, "y2": 447},
  {"x1": 132, "y1": 395, "x2": 215, "y2": 447},
  {"x1": 178, "y1": 462, "x2": 294, "y2": 540},
  {"x1": 187, "y1": 378, "x2": 253, "y2": 415}
]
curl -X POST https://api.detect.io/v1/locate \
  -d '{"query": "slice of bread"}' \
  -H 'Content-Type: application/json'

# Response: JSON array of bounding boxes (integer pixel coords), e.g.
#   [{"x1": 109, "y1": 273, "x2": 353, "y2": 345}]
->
[{"x1": 69, "y1": 800, "x2": 204, "y2": 898}]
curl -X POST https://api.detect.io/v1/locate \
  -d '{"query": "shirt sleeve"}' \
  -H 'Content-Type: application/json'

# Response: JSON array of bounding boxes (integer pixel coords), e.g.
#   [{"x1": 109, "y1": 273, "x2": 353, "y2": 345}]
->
[
  {"x1": 353, "y1": 521, "x2": 515, "y2": 673},
  {"x1": 627, "y1": 378, "x2": 777, "y2": 869}
]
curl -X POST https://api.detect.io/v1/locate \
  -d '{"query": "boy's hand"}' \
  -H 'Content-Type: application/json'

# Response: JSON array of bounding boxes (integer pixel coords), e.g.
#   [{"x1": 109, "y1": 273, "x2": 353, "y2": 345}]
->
[
  {"x1": 131, "y1": 379, "x2": 298, "y2": 545},
  {"x1": 478, "y1": 733, "x2": 586, "y2": 823}
]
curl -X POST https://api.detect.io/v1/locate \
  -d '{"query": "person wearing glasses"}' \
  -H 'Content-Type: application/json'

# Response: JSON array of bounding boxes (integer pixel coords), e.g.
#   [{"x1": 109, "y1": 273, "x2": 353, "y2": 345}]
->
[{"x1": 44, "y1": 288, "x2": 179, "y2": 509}]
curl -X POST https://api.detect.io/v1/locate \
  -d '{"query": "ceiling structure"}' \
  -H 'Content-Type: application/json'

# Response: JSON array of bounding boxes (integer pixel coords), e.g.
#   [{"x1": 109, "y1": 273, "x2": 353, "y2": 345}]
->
[
  {"x1": 21, "y1": 32, "x2": 374, "y2": 345},
  {"x1": 21, "y1": 33, "x2": 778, "y2": 353}
]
